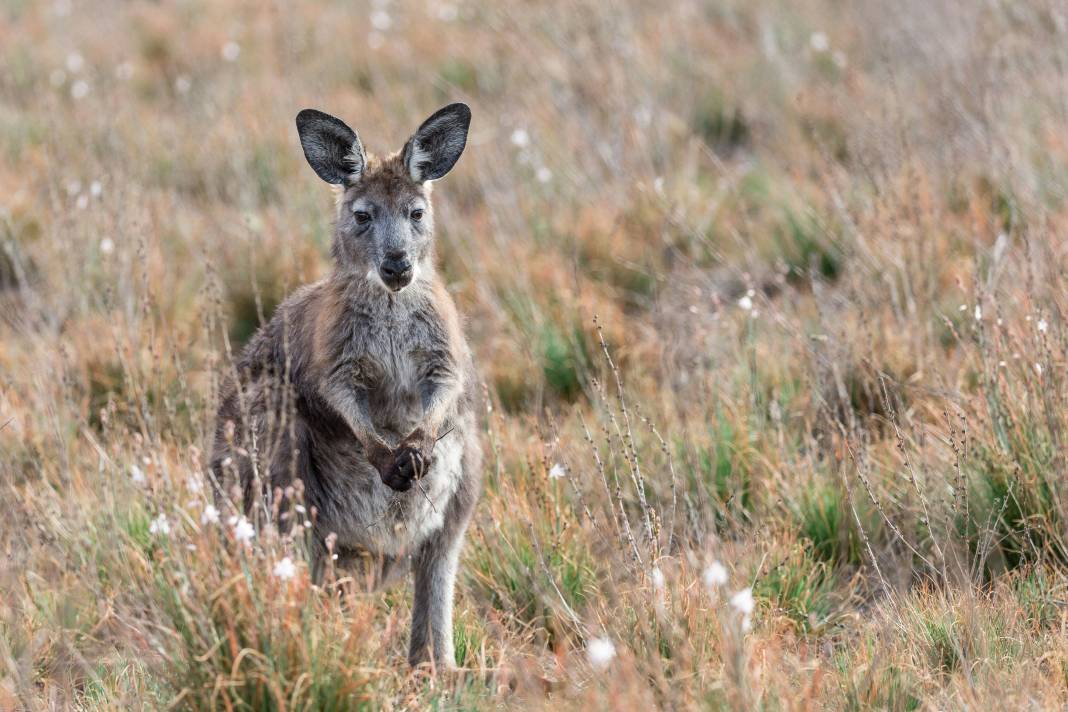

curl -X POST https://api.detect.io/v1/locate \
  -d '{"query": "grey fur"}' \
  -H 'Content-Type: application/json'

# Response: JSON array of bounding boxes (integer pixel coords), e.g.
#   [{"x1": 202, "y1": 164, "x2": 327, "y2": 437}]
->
[{"x1": 211, "y1": 105, "x2": 480, "y2": 669}]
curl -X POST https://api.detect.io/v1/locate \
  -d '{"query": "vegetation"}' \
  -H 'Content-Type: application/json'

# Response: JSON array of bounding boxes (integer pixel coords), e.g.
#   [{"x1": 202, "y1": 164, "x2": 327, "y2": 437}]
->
[{"x1": 4, "y1": 0, "x2": 1068, "y2": 708}]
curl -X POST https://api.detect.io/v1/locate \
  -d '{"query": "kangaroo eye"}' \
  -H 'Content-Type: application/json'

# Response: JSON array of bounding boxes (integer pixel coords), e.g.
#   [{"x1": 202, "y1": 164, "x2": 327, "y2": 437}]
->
[
  {"x1": 354, "y1": 210, "x2": 371, "y2": 225},
  {"x1": 410, "y1": 209, "x2": 424, "y2": 222}
]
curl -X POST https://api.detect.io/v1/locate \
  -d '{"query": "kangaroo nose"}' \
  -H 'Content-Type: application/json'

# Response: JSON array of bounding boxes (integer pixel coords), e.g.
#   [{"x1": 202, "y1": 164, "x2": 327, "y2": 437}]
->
[{"x1": 379, "y1": 255, "x2": 413, "y2": 290}]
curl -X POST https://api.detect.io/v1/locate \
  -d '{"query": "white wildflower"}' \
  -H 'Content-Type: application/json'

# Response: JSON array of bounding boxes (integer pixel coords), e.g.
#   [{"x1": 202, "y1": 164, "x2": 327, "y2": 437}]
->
[
  {"x1": 738, "y1": 295, "x2": 753, "y2": 312},
  {"x1": 89, "y1": 180, "x2": 102, "y2": 198},
  {"x1": 510, "y1": 128, "x2": 530, "y2": 148},
  {"x1": 70, "y1": 80, "x2": 89, "y2": 99},
  {"x1": 221, "y1": 41, "x2": 241, "y2": 62},
  {"x1": 273, "y1": 556, "x2": 297, "y2": 581},
  {"x1": 174, "y1": 75, "x2": 192, "y2": 94},
  {"x1": 703, "y1": 561, "x2": 729, "y2": 589},
  {"x1": 75, "y1": 194, "x2": 89, "y2": 210},
  {"x1": 586, "y1": 636, "x2": 616, "y2": 669},
  {"x1": 809, "y1": 32, "x2": 829, "y2": 52},
  {"x1": 201, "y1": 504, "x2": 220, "y2": 525},
  {"x1": 436, "y1": 3, "x2": 458, "y2": 21},
  {"x1": 149, "y1": 513, "x2": 170, "y2": 536},
  {"x1": 99, "y1": 238, "x2": 115, "y2": 254},
  {"x1": 548, "y1": 463, "x2": 566, "y2": 479},
  {"x1": 974, "y1": 305, "x2": 982, "y2": 321},
  {"x1": 536, "y1": 166, "x2": 553, "y2": 184},
  {"x1": 66, "y1": 52, "x2": 84, "y2": 73},
  {"x1": 371, "y1": 9, "x2": 392, "y2": 30},
  {"x1": 230, "y1": 515, "x2": 255, "y2": 543},
  {"x1": 1035, "y1": 363, "x2": 1044, "y2": 375},
  {"x1": 1038, "y1": 318, "x2": 1048, "y2": 333},
  {"x1": 729, "y1": 587, "x2": 755, "y2": 616},
  {"x1": 130, "y1": 464, "x2": 146, "y2": 484},
  {"x1": 651, "y1": 567, "x2": 665, "y2": 589}
]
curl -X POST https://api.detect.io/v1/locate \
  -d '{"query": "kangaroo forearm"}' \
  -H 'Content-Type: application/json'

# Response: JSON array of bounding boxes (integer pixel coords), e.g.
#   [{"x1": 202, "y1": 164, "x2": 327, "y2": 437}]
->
[
  {"x1": 419, "y1": 372, "x2": 461, "y2": 437},
  {"x1": 321, "y1": 380, "x2": 388, "y2": 450}
]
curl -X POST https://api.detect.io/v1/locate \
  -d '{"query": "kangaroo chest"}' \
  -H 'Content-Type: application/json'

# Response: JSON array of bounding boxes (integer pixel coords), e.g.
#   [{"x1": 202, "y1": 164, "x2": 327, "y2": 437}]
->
[{"x1": 347, "y1": 306, "x2": 443, "y2": 436}]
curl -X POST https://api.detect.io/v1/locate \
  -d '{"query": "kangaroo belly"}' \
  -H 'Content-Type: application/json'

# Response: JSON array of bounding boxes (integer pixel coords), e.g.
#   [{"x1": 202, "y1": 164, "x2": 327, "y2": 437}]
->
[{"x1": 309, "y1": 431, "x2": 465, "y2": 559}]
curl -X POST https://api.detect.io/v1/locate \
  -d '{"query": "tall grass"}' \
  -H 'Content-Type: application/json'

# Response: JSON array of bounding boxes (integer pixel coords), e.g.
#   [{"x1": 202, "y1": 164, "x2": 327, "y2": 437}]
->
[{"x1": 5, "y1": 0, "x2": 1068, "y2": 708}]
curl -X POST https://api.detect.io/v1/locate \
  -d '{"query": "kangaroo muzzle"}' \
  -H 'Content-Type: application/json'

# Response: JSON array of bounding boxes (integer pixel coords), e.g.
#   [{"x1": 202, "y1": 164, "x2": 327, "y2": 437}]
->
[{"x1": 379, "y1": 255, "x2": 413, "y2": 291}]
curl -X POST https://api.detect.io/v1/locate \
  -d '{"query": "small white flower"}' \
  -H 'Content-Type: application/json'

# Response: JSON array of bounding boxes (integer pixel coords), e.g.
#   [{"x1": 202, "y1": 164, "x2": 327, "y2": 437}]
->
[
  {"x1": 974, "y1": 305, "x2": 982, "y2": 321},
  {"x1": 75, "y1": 194, "x2": 89, "y2": 210},
  {"x1": 371, "y1": 9, "x2": 392, "y2": 30},
  {"x1": 536, "y1": 166, "x2": 553, "y2": 184},
  {"x1": 738, "y1": 295, "x2": 753, "y2": 312},
  {"x1": 186, "y1": 475, "x2": 203, "y2": 494},
  {"x1": 729, "y1": 587, "x2": 755, "y2": 616},
  {"x1": 70, "y1": 80, "x2": 90, "y2": 99},
  {"x1": 436, "y1": 3, "x2": 458, "y2": 21},
  {"x1": 89, "y1": 180, "x2": 102, "y2": 198},
  {"x1": 586, "y1": 636, "x2": 616, "y2": 669},
  {"x1": 273, "y1": 556, "x2": 297, "y2": 581},
  {"x1": 174, "y1": 75, "x2": 192, "y2": 94},
  {"x1": 221, "y1": 41, "x2": 241, "y2": 62},
  {"x1": 66, "y1": 52, "x2": 84, "y2": 73},
  {"x1": 653, "y1": 176, "x2": 665, "y2": 194},
  {"x1": 231, "y1": 515, "x2": 255, "y2": 543},
  {"x1": 1035, "y1": 363, "x2": 1044, "y2": 375},
  {"x1": 149, "y1": 513, "x2": 170, "y2": 536},
  {"x1": 201, "y1": 504, "x2": 220, "y2": 525},
  {"x1": 548, "y1": 463, "x2": 566, "y2": 479},
  {"x1": 809, "y1": 32, "x2": 829, "y2": 52},
  {"x1": 1038, "y1": 318, "x2": 1048, "y2": 333},
  {"x1": 703, "y1": 561, "x2": 729, "y2": 588},
  {"x1": 510, "y1": 128, "x2": 530, "y2": 148},
  {"x1": 99, "y1": 238, "x2": 115, "y2": 254},
  {"x1": 958, "y1": 304, "x2": 967, "y2": 312},
  {"x1": 130, "y1": 464, "x2": 146, "y2": 484},
  {"x1": 651, "y1": 567, "x2": 665, "y2": 589}
]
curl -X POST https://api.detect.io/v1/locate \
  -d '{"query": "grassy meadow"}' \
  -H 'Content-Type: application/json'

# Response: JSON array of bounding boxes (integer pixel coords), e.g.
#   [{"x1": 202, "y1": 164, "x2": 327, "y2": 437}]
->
[{"x1": 5, "y1": 0, "x2": 1068, "y2": 708}]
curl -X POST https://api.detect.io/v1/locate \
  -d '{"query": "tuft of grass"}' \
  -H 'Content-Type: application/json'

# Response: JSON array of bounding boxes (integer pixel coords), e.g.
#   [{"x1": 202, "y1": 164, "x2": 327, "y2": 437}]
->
[
  {"x1": 756, "y1": 545, "x2": 850, "y2": 634},
  {"x1": 692, "y1": 89, "x2": 750, "y2": 154}
]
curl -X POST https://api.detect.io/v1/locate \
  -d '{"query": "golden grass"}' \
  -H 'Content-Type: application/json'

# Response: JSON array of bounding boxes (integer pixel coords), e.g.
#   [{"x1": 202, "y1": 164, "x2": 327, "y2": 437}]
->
[{"x1": 5, "y1": 0, "x2": 1068, "y2": 708}]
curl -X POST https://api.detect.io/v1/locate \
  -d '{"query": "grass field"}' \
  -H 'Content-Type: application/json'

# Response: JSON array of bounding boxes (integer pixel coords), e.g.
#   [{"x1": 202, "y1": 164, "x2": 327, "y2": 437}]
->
[{"x1": 5, "y1": 0, "x2": 1068, "y2": 708}]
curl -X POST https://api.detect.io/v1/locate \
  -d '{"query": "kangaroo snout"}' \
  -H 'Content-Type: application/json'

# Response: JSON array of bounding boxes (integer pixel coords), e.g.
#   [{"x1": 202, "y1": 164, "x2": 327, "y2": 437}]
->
[{"x1": 379, "y1": 252, "x2": 413, "y2": 291}]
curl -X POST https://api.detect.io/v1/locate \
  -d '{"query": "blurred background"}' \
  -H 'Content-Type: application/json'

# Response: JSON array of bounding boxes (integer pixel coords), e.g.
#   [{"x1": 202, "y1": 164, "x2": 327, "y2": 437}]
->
[{"x1": 4, "y1": 0, "x2": 1068, "y2": 708}]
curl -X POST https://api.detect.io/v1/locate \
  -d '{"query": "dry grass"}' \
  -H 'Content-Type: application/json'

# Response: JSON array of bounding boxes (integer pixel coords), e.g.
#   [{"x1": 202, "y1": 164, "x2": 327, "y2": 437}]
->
[{"x1": 5, "y1": 0, "x2": 1068, "y2": 708}]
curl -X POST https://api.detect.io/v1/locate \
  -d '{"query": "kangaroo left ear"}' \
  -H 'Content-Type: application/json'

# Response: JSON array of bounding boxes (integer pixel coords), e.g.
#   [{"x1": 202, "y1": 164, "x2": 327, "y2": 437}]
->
[{"x1": 403, "y1": 103, "x2": 471, "y2": 182}]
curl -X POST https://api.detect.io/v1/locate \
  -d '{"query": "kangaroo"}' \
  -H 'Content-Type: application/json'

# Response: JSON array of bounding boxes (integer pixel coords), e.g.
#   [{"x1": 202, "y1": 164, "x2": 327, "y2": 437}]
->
[{"x1": 210, "y1": 103, "x2": 481, "y2": 669}]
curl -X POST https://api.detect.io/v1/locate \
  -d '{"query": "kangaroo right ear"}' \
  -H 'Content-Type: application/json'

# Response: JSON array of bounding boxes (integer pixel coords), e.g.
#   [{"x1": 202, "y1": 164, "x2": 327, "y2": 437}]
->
[{"x1": 295, "y1": 109, "x2": 365, "y2": 185}]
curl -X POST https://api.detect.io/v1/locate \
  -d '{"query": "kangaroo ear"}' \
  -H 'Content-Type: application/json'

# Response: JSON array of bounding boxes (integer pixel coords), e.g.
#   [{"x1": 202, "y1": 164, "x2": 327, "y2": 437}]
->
[
  {"x1": 295, "y1": 109, "x2": 365, "y2": 185},
  {"x1": 402, "y1": 103, "x2": 471, "y2": 182}
]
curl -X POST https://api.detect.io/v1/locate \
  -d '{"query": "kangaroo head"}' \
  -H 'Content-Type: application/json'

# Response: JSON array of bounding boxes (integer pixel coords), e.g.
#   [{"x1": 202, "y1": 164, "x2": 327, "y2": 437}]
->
[{"x1": 295, "y1": 103, "x2": 471, "y2": 293}]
